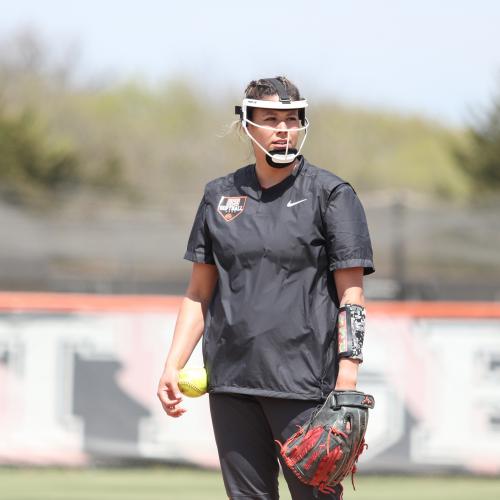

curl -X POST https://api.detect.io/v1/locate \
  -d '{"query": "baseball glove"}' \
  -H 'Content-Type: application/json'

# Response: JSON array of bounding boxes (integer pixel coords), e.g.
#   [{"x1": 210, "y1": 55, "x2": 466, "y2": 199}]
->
[{"x1": 276, "y1": 390, "x2": 375, "y2": 496}]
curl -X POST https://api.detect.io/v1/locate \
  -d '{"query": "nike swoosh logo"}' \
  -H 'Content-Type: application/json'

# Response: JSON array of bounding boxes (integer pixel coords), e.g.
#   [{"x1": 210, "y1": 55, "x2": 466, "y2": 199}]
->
[{"x1": 287, "y1": 199, "x2": 308, "y2": 207}]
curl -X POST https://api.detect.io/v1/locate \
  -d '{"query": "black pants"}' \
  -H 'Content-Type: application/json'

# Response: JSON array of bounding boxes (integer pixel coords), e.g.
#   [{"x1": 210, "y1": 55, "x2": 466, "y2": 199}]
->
[{"x1": 209, "y1": 393, "x2": 343, "y2": 500}]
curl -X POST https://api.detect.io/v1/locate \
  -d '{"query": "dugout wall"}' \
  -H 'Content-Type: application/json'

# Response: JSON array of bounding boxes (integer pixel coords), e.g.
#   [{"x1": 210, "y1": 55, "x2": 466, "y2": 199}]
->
[{"x1": 0, "y1": 293, "x2": 499, "y2": 474}]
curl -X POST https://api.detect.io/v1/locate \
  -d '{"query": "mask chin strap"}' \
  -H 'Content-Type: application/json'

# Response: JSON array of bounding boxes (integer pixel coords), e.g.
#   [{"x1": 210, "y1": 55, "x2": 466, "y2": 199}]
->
[{"x1": 267, "y1": 150, "x2": 296, "y2": 168}]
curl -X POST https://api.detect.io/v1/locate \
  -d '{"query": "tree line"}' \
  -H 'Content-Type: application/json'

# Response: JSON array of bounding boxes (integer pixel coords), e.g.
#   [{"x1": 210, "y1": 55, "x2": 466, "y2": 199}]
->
[{"x1": 0, "y1": 30, "x2": 498, "y2": 214}]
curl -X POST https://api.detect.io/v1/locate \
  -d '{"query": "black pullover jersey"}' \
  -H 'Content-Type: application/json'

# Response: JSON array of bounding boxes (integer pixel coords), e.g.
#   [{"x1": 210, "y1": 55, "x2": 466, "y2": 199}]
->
[{"x1": 184, "y1": 158, "x2": 374, "y2": 400}]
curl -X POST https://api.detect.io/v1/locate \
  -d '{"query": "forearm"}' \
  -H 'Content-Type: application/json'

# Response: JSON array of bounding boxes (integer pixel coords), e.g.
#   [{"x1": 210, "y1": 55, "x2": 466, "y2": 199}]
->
[
  {"x1": 340, "y1": 286, "x2": 365, "y2": 309},
  {"x1": 164, "y1": 295, "x2": 207, "y2": 370}
]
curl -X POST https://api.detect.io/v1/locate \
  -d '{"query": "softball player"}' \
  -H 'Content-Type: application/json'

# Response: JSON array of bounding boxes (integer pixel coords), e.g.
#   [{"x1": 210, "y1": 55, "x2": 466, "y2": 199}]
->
[{"x1": 158, "y1": 77, "x2": 374, "y2": 499}]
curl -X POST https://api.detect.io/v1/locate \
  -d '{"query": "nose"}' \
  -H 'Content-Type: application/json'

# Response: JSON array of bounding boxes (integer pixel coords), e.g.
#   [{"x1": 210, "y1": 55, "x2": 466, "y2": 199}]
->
[
  {"x1": 276, "y1": 120, "x2": 287, "y2": 130},
  {"x1": 275, "y1": 120, "x2": 288, "y2": 136}
]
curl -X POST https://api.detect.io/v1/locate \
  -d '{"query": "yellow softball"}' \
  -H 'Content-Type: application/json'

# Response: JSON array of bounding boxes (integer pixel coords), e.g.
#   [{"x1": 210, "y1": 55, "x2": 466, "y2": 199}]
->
[{"x1": 178, "y1": 367, "x2": 208, "y2": 398}]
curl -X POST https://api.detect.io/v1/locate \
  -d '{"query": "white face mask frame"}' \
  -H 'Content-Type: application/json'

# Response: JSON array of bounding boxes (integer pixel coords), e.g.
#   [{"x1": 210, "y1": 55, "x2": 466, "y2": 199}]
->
[{"x1": 238, "y1": 98, "x2": 310, "y2": 164}]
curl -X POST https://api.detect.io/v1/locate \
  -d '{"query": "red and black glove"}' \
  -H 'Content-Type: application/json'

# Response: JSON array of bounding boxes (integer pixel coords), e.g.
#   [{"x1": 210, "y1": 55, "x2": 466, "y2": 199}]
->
[{"x1": 276, "y1": 390, "x2": 375, "y2": 496}]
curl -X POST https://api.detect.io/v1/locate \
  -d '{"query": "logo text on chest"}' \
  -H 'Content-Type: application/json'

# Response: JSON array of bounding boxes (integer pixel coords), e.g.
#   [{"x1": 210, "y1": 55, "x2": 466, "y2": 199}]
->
[{"x1": 217, "y1": 196, "x2": 247, "y2": 222}]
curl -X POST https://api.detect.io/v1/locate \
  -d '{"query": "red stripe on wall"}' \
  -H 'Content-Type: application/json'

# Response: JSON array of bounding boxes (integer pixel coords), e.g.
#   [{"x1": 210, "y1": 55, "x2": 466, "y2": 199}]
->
[
  {"x1": 368, "y1": 301, "x2": 500, "y2": 318},
  {"x1": 0, "y1": 292, "x2": 183, "y2": 313},
  {"x1": 0, "y1": 293, "x2": 499, "y2": 318}
]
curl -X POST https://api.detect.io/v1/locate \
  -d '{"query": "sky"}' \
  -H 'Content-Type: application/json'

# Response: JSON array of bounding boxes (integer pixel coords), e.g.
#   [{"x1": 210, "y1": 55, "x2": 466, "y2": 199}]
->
[{"x1": 1, "y1": 0, "x2": 500, "y2": 126}]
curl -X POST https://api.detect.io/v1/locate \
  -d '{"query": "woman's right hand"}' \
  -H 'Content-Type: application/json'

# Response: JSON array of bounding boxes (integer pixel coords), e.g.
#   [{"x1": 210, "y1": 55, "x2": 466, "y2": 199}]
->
[{"x1": 157, "y1": 366, "x2": 186, "y2": 418}]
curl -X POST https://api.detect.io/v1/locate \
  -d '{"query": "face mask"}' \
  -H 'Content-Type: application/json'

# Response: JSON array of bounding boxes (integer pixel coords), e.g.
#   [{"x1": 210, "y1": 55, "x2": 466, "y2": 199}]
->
[
  {"x1": 241, "y1": 105, "x2": 309, "y2": 168},
  {"x1": 235, "y1": 78, "x2": 310, "y2": 168}
]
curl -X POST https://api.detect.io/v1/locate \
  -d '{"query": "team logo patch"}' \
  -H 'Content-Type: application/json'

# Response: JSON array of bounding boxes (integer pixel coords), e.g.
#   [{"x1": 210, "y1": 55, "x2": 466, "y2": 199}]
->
[{"x1": 217, "y1": 196, "x2": 247, "y2": 222}]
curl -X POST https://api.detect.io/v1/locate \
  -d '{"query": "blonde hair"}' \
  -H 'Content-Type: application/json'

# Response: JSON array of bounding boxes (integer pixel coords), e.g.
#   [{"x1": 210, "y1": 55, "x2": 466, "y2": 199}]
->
[{"x1": 244, "y1": 76, "x2": 301, "y2": 101}]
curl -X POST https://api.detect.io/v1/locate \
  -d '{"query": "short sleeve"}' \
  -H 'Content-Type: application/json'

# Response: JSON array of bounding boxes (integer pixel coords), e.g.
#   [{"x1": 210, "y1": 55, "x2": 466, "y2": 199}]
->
[
  {"x1": 183, "y1": 192, "x2": 215, "y2": 264},
  {"x1": 323, "y1": 184, "x2": 375, "y2": 275}
]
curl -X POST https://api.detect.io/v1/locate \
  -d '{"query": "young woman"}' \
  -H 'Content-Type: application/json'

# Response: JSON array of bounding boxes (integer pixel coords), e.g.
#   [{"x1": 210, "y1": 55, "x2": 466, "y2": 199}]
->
[{"x1": 157, "y1": 77, "x2": 374, "y2": 500}]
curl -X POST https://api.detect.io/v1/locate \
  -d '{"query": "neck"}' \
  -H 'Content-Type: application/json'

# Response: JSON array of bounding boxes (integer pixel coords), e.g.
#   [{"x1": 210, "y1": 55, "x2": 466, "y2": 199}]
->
[{"x1": 254, "y1": 155, "x2": 299, "y2": 189}]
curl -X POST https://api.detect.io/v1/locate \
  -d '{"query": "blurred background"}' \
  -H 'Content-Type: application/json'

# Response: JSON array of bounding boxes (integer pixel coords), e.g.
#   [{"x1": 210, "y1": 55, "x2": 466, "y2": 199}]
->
[{"x1": 1, "y1": 1, "x2": 500, "y2": 499}]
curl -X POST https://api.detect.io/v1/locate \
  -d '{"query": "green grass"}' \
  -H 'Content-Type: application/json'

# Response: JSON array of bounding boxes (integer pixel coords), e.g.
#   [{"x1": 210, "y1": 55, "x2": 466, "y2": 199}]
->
[{"x1": 0, "y1": 468, "x2": 499, "y2": 500}]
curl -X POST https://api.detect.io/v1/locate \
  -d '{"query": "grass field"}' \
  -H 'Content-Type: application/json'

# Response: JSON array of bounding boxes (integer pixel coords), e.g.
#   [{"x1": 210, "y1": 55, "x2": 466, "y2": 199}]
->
[{"x1": 1, "y1": 468, "x2": 499, "y2": 500}]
